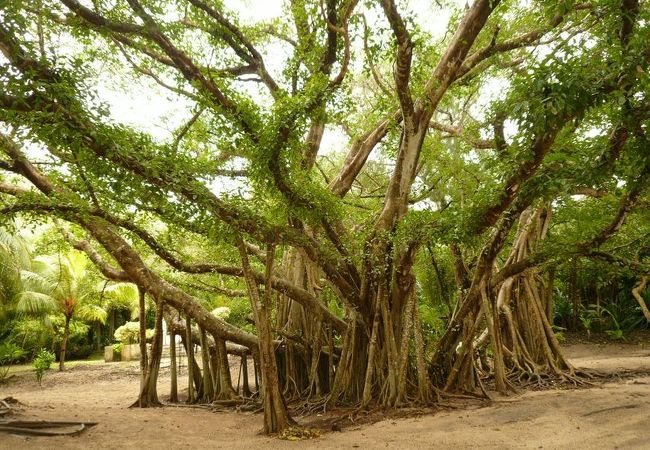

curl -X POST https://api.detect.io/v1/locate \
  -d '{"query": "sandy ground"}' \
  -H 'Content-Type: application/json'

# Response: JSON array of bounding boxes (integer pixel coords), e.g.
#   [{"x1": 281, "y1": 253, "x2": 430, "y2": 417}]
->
[{"x1": 1, "y1": 341, "x2": 649, "y2": 449}]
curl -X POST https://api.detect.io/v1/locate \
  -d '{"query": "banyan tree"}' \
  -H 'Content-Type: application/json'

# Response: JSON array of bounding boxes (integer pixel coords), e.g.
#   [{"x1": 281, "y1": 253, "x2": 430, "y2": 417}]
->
[{"x1": 1, "y1": 0, "x2": 649, "y2": 434}]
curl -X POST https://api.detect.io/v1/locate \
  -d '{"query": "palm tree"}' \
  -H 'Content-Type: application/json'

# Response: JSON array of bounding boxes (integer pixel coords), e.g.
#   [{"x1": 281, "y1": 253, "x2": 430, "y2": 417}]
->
[
  {"x1": 0, "y1": 227, "x2": 58, "y2": 372},
  {"x1": 22, "y1": 250, "x2": 107, "y2": 370},
  {"x1": 0, "y1": 227, "x2": 33, "y2": 371},
  {"x1": 2, "y1": 228, "x2": 113, "y2": 369},
  {"x1": 0, "y1": 227, "x2": 32, "y2": 320},
  {"x1": 0, "y1": 227, "x2": 58, "y2": 338}
]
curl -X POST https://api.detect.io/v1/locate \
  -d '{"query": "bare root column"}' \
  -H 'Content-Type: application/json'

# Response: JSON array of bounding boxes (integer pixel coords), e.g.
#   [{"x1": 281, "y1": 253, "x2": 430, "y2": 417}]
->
[
  {"x1": 275, "y1": 248, "x2": 333, "y2": 401},
  {"x1": 333, "y1": 241, "x2": 433, "y2": 408},
  {"x1": 164, "y1": 308, "x2": 240, "y2": 402},
  {"x1": 433, "y1": 206, "x2": 585, "y2": 396},
  {"x1": 132, "y1": 296, "x2": 164, "y2": 407},
  {"x1": 494, "y1": 206, "x2": 578, "y2": 387},
  {"x1": 328, "y1": 315, "x2": 369, "y2": 405}
]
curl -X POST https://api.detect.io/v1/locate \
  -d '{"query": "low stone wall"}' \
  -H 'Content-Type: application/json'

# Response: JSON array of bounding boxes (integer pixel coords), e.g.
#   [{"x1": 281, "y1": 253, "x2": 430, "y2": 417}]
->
[
  {"x1": 121, "y1": 344, "x2": 141, "y2": 361},
  {"x1": 104, "y1": 344, "x2": 150, "y2": 362}
]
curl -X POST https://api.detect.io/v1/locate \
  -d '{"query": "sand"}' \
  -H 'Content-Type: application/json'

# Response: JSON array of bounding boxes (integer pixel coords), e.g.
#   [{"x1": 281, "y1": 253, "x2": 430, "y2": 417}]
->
[{"x1": 1, "y1": 341, "x2": 649, "y2": 449}]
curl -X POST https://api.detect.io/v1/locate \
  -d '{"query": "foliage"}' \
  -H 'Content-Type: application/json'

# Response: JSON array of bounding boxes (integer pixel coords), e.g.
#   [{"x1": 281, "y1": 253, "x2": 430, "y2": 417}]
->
[
  {"x1": 32, "y1": 250, "x2": 107, "y2": 323},
  {"x1": 418, "y1": 302, "x2": 446, "y2": 344},
  {"x1": 102, "y1": 283, "x2": 140, "y2": 320},
  {"x1": 552, "y1": 326, "x2": 567, "y2": 343},
  {"x1": 604, "y1": 328, "x2": 626, "y2": 341},
  {"x1": 211, "y1": 306, "x2": 231, "y2": 319},
  {"x1": 0, "y1": 342, "x2": 25, "y2": 382},
  {"x1": 222, "y1": 299, "x2": 255, "y2": 333},
  {"x1": 114, "y1": 321, "x2": 154, "y2": 344},
  {"x1": 553, "y1": 289, "x2": 574, "y2": 330},
  {"x1": 111, "y1": 342, "x2": 124, "y2": 358},
  {"x1": 8, "y1": 316, "x2": 92, "y2": 360},
  {"x1": 32, "y1": 348, "x2": 56, "y2": 385}
]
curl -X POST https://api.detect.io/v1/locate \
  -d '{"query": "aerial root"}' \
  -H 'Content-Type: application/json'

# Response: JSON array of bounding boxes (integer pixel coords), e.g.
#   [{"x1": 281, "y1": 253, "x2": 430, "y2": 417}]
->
[
  {"x1": 504, "y1": 366, "x2": 596, "y2": 389},
  {"x1": 294, "y1": 396, "x2": 330, "y2": 415}
]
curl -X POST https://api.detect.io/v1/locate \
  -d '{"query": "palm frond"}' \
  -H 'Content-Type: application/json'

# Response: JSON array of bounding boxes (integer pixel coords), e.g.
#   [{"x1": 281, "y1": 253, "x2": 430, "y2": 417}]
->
[
  {"x1": 20, "y1": 269, "x2": 54, "y2": 294},
  {"x1": 0, "y1": 245, "x2": 23, "y2": 305},
  {"x1": 15, "y1": 291, "x2": 58, "y2": 315},
  {"x1": 76, "y1": 303, "x2": 108, "y2": 324},
  {"x1": 103, "y1": 283, "x2": 139, "y2": 311}
]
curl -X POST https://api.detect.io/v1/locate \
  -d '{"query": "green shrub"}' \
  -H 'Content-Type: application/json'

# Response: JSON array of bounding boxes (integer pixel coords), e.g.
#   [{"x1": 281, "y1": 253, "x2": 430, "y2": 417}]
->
[
  {"x1": 10, "y1": 319, "x2": 55, "y2": 358},
  {"x1": 0, "y1": 342, "x2": 26, "y2": 382},
  {"x1": 605, "y1": 329, "x2": 626, "y2": 341},
  {"x1": 33, "y1": 348, "x2": 56, "y2": 385},
  {"x1": 10, "y1": 317, "x2": 90, "y2": 360},
  {"x1": 418, "y1": 302, "x2": 446, "y2": 342},
  {"x1": 114, "y1": 321, "x2": 153, "y2": 344},
  {"x1": 211, "y1": 306, "x2": 231, "y2": 319},
  {"x1": 111, "y1": 342, "x2": 124, "y2": 358},
  {"x1": 553, "y1": 325, "x2": 567, "y2": 343}
]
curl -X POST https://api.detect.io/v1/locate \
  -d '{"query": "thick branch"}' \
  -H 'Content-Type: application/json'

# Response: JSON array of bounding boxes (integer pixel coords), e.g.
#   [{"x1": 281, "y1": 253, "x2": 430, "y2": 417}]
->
[{"x1": 379, "y1": 0, "x2": 414, "y2": 119}]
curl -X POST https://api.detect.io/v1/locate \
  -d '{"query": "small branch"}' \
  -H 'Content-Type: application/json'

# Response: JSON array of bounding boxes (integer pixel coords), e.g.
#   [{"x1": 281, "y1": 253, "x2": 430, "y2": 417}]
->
[
  {"x1": 172, "y1": 106, "x2": 206, "y2": 153},
  {"x1": 429, "y1": 120, "x2": 494, "y2": 149},
  {"x1": 361, "y1": 14, "x2": 392, "y2": 97}
]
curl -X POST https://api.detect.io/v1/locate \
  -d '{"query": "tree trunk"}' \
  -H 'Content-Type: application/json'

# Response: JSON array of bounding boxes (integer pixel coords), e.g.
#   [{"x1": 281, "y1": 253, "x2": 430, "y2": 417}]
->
[
  {"x1": 275, "y1": 248, "x2": 326, "y2": 399},
  {"x1": 185, "y1": 315, "x2": 195, "y2": 404},
  {"x1": 241, "y1": 354, "x2": 252, "y2": 397},
  {"x1": 569, "y1": 261, "x2": 579, "y2": 331},
  {"x1": 545, "y1": 266, "x2": 556, "y2": 322},
  {"x1": 237, "y1": 237, "x2": 295, "y2": 434},
  {"x1": 428, "y1": 244, "x2": 452, "y2": 312},
  {"x1": 138, "y1": 286, "x2": 148, "y2": 397},
  {"x1": 169, "y1": 325, "x2": 178, "y2": 403},
  {"x1": 328, "y1": 319, "x2": 368, "y2": 405},
  {"x1": 257, "y1": 308, "x2": 294, "y2": 432},
  {"x1": 199, "y1": 326, "x2": 215, "y2": 402},
  {"x1": 108, "y1": 309, "x2": 115, "y2": 342},
  {"x1": 95, "y1": 322, "x2": 102, "y2": 352},
  {"x1": 433, "y1": 206, "x2": 578, "y2": 393},
  {"x1": 132, "y1": 299, "x2": 164, "y2": 407},
  {"x1": 59, "y1": 314, "x2": 72, "y2": 371},
  {"x1": 209, "y1": 335, "x2": 237, "y2": 400},
  {"x1": 632, "y1": 276, "x2": 650, "y2": 323}
]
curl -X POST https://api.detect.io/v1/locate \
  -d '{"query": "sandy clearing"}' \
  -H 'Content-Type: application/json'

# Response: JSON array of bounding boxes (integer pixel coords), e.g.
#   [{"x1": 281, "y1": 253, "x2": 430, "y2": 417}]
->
[{"x1": 1, "y1": 342, "x2": 649, "y2": 450}]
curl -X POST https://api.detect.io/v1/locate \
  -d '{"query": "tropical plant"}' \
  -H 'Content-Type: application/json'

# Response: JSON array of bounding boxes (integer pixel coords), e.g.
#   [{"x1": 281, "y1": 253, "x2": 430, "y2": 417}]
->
[
  {"x1": 0, "y1": 342, "x2": 25, "y2": 382},
  {"x1": 101, "y1": 282, "x2": 140, "y2": 320},
  {"x1": 111, "y1": 342, "x2": 124, "y2": 359},
  {"x1": 114, "y1": 321, "x2": 153, "y2": 344},
  {"x1": 0, "y1": 227, "x2": 28, "y2": 315},
  {"x1": 17, "y1": 250, "x2": 108, "y2": 370},
  {"x1": 33, "y1": 348, "x2": 56, "y2": 385},
  {"x1": 0, "y1": 226, "x2": 44, "y2": 318}
]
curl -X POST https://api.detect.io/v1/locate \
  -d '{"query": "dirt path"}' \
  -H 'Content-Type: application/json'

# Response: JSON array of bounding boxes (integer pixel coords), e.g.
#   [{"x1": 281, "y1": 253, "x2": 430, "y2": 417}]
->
[{"x1": 1, "y1": 343, "x2": 649, "y2": 449}]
